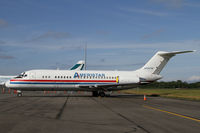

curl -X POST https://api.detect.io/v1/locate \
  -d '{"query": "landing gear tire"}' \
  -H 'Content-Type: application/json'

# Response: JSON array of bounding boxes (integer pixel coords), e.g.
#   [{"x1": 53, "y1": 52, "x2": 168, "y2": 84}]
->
[
  {"x1": 17, "y1": 93, "x2": 22, "y2": 97},
  {"x1": 99, "y1": 92, "x2": 105, "y2": 97},
  {"x1": 92, "y1": 91, "x2": 98, "y2": 97},
  {"x1": 17, "y1": 90, "x2": 22, "y2": 97}
]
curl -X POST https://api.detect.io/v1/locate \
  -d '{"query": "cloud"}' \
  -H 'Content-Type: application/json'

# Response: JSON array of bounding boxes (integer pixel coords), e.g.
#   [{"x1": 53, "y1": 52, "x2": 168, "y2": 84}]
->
[
  {"x1": 88, "y1": 63, "x2": 144, "y2": 68},
  {"x1": 26, "y1": 31, "x2": 71, "y2": 42},
  {"x1": 96, "y1": 30, "x2": 110, "y2": 36},
  {"x1": 88, "y1": 39, "x2": 200, "y2": 50},
  {"x1": 188, "y1": 75, "x2": 200, "y2": 82},
  {"x1": 0, "y1": 40, "x2": 6, "y2": 45},
  {"x1": 151, "y1": 0, "x2": 184, "y2": 8},
  {"x1": 141, "y1": 29, "x2": 165, "y2": 40},
  {"x1": 151, "y1": 0, "x2": 200, "y2": 8},
  {"x1": 0, "y1": 19, "x2": 8, "y2": 28},
  {"x1": 183, "y1": 2, "x2": 200, "y2": 8},
  {"x1": 4, "y1": 38, "x2": 200, "y2": 52},
  {"x1": 0, "y1": 54, "x2": 15, "y2": 59},
  {"x1": 119, "y1": 7, "x2": 168, "y2": 17},
  {"x1": 100, "y1": 58, "x2": 106, "y2": 63}
]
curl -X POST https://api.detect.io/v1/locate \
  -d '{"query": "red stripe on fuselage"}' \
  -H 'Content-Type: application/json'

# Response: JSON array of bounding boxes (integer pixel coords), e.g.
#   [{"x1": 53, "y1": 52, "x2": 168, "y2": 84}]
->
[{"x1": 10, "y1": 79, "x2": 116, "y2": 83}]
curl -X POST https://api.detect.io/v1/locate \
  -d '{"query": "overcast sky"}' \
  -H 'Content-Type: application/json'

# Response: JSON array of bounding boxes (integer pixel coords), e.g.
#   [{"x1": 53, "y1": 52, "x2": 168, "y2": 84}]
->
[{"x1": 0, "y1": 0, "x2": 199, "y2": 82}]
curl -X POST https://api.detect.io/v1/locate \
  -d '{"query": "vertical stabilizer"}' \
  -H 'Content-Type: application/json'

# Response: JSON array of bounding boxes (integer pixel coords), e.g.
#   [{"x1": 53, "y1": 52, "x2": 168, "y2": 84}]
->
[
  {"x1": 139, "y1": 50, "x2": 194, "y2": 75},
  {"x1": 70, "y1": 60, "x2": 85, "y2": 70}
]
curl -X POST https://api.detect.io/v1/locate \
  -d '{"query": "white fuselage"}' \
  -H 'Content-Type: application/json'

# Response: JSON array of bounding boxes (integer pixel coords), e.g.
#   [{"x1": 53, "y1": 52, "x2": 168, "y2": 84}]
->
[{"x1": 5, "y1": 69, "x2": 142, "y2": 91}]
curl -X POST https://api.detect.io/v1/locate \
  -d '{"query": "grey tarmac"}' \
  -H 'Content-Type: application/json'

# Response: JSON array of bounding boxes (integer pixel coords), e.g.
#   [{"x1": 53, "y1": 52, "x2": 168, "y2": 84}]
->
[{"x1": 0, "y1": 92, "x2": 199, "y2": 133}]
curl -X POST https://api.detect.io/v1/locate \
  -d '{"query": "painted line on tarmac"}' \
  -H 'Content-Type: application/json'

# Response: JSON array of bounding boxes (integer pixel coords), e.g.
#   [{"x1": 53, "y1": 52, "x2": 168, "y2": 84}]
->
[
  {"x1": 56, "y1": 95, "x2": 69, "y2": 119},
  {"x1": 143, "y1": 105, "x2": 200, "y2": 123}
]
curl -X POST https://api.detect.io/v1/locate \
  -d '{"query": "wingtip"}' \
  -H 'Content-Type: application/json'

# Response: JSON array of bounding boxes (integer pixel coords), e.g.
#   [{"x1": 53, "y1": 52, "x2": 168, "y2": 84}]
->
[
  {"x1": 185, "y1": 50, "x2": 196, "y2": 53},
  {"x1": 173, "y1": 50, "x2": 195, "y2": 53}
]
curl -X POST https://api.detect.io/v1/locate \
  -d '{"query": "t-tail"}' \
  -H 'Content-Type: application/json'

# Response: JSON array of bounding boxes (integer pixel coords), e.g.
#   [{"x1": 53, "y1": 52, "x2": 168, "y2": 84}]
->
[
  {"x1": 137, "y1": 50, "x2": 195, "y2": 82},
  {"x1": 70, "y1": 60, "x2": 85, "y2": 70}
]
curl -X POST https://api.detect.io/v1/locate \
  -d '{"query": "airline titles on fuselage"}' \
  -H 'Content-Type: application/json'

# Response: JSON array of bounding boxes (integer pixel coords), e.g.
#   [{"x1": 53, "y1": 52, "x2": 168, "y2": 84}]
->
[{"x1": 74, "y1": 72, "x2": 106, "y2": 79}]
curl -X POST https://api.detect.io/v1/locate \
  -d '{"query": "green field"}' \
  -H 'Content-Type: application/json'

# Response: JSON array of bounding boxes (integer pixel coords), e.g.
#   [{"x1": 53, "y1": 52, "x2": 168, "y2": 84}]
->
[{"x1": 122, "y1": 88, "x2": 200, "y2": 101}]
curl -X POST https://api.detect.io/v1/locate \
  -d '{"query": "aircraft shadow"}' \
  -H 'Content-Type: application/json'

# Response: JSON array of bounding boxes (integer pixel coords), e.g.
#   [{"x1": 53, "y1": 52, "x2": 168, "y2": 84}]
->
[{"x1": 21, "y1": 94, "x2": 143, "y2": 98}]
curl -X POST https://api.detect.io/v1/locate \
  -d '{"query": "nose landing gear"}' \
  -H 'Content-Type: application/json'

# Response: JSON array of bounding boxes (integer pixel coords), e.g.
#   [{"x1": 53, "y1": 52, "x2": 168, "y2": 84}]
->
[{"x1": 17, "y1": 90, "x2": 23, "y2": 97}]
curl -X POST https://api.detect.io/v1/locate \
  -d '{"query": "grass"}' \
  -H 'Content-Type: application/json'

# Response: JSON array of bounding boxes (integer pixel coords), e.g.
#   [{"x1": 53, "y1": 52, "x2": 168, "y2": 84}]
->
[{"x1": 122, "y1": 88, "x2": 200, "y2": 101}]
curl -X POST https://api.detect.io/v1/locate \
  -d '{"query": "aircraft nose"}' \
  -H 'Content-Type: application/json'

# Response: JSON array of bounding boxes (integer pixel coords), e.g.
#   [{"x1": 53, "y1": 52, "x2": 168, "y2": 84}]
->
[{"x1": 5, "y1": 80, "x2": 11, "y2": 88}]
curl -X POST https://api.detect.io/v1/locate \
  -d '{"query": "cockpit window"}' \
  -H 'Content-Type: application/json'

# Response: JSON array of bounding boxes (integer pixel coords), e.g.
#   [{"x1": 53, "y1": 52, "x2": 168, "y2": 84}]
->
[{"x1": 15, "y1": 72, "x2": 27, "y2": 78}]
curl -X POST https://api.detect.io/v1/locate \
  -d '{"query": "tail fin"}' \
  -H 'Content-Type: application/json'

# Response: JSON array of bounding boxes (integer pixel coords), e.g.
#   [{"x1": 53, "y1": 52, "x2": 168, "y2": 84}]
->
[
  {"x1": 70, "y1": 60, "x2": 85, "y2": 70},
  {"x1": 140, "y1": 50, "x2": 195, "y2": 75}
]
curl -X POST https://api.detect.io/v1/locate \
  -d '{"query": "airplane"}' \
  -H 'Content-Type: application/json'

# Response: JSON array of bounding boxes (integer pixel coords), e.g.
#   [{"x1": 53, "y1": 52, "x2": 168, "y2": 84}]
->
[
  {"x1": 5, "y1": 50, "x2": 194, "y2": 97},
  {"x1": 0, "y1": 60, "x2": 85, "y2": 85}
]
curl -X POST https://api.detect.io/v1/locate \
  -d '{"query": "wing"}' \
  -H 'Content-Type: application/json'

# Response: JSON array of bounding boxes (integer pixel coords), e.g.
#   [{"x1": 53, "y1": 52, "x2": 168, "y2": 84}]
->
[{"x1": 76, "y1": 82, "x2": 139, "y2": 91}]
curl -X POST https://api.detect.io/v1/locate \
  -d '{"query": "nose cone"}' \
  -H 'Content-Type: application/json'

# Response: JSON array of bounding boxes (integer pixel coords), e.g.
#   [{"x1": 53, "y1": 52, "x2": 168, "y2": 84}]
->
[{"x1": 5, "y1": 80, "x2": 11, "y2": 88}]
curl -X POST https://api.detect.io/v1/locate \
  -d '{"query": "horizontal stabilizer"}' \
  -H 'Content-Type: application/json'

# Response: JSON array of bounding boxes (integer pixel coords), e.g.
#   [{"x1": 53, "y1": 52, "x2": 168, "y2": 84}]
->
[{"x1": 158, "y1": 50, "x2": 195, "y2": 56}]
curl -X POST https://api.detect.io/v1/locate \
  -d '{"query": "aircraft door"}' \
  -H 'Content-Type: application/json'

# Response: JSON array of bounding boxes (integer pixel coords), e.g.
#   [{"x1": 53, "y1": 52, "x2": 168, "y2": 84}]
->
[{"x1": 116, "y1": 76, "x2": 119, "y2": 83}]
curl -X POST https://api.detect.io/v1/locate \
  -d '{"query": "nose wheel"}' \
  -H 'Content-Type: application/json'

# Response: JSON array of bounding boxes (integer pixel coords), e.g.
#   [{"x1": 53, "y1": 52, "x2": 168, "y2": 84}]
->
[{"x1": 17, "y1": 90, "x2": 23, "y2": 97}]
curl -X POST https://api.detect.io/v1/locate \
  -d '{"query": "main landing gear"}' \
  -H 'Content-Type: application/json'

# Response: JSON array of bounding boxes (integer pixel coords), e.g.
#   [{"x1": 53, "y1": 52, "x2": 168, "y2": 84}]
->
[{"x1": 92, "y1": 91, "x2": 105, "y2": 97}]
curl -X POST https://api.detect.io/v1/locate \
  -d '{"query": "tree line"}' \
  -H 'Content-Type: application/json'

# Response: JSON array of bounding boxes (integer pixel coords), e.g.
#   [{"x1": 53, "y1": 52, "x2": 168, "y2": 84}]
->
[{"x1": 141, "y1": 80, "x2": 200, "y2": 89}]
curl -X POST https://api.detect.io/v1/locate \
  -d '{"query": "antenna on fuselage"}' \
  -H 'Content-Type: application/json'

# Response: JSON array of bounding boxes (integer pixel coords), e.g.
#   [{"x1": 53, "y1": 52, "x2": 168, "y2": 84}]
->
[{"x1": 84, "y1": 43, "x2": 87, "y2": 70}]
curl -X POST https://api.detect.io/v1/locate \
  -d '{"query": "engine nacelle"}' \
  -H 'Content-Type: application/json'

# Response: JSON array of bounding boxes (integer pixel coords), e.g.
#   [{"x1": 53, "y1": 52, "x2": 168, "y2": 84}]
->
[{"x1": 139, "y1": 73, "x2": 162, "y2": 82}]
